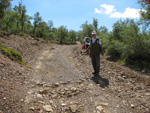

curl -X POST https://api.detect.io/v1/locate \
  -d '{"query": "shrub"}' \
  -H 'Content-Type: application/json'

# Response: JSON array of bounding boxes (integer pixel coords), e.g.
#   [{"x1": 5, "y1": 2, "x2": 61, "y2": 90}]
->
[
  {"x1": 19, "y1": 32, "x2": 29, "y2": 37},
  {"x1": 1, "y1": 46, "x2": 32, "y2": 70},
  {"x1": 1, "y1": 47, "x2": 23, "y2": 62},
  {"x1": 105, "y1": 40, "x2": 124, "y2": 57},
  {"x1": 0, "y1": 42, "x2": 2, "y2": 47}
]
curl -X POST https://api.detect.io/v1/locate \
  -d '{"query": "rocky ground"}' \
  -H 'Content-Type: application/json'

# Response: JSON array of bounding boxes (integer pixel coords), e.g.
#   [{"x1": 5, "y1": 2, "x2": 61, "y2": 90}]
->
[{"x1": 0, "y1": 35, "x2": 150, "y2": 113}]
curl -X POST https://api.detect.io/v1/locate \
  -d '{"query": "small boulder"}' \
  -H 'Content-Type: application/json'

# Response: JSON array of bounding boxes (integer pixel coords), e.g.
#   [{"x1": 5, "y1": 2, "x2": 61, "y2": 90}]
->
[
  {"x1": 37, "y1": 94, "x2": 43, "y2": 99},
  {"x1": 70, "y1": 105, "x2": 78, "y2": 112},
  {"x1": 43, "y1": 105, "x2": 53, "y2": 112},
  {"x1": 96, "y1": 106, "x2": 104, "y2": 112},
  {"x1": 0, "y1": 63, "x2": 4, "y2": 67}
]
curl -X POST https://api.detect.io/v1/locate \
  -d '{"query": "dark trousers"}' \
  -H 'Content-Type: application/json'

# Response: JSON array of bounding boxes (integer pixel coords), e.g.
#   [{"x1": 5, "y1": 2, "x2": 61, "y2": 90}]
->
[
  {"x1": 85, "y1": 45, "x2": 89, "y2": 49},
  {"x1": 85, "y1": 45, "x2": 90, "y2": 54},
  {"x1": 91, "y1": 53, "x2": 100, "y2": 74}
]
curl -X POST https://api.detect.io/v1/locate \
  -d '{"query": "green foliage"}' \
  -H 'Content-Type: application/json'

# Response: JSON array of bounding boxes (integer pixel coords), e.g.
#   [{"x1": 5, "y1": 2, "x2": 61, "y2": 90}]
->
[
  {"x1": 93, "y1": 18, "x2": 98, "y2": 31},
  {"x1": 69, "y1": 30, "x2": 76, "y2": 44},
  {"x1": 35, "y1": 21, "x2": 50, "y2": 40},
  {"x1": 0, "y1": 45, "x2": 31, "y2": 69},
  {"x1": 1, "y1": 46, "x2": 23, "y2": 62},
  {"x1": 78, "y1": 18, "x2": 150, "y2": 71},
  {"x1": 13, "y1": 1, "x2": 27, "y2": 31},
  {"x1": 48, "y1": 20, "x2": 53, "y2": 31},
  {"x1": 99, "y1": 26, "x2": 108, "y2": 34},
  {"x1": 138, "y1": 0, "x2": 150, "y2": 28},
  {"x1": 80, "y1": 21, "x2": 94, "y2": 38},
  {"x1": 0, "y1": 42, "x2": 2, "y2": 47},
  {"x1": 102, "y1": 19, "x2": 150, "y2": 70},
  {"x1": 105, "y1": 40, "x2": 124, "y2": 57},
  {"x1": 19, "y1": 31, "x2": 29, "y2": 36},
  {"x1": 79, "y1": 18, "x2": 101, "y2": 43},
  {"x1": 58, "y1": 26, "x2": 68, "y2": 44},
  {"x1": 0, "y1": 0, "x2": 12, "y2": 19},
  {"x1": 0, "y1": 1, "x2": 78, "y2": 45},
  {"x1": 33, "y1": 12, "x2": 42, "y2": 35}
]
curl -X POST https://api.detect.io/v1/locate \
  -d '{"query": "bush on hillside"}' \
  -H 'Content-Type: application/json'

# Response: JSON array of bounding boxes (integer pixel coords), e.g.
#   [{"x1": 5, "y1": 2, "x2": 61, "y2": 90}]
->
[
  {"x1": 1, "y1": 47, "x2": 23, "y2": 62},
  {"x1": 0, "y1": 42, "x2": 2, "y2": 47},
  {"x1": 0, "y1": 44, "x2": 31, "y2": 70},
  {"x1": 101, "y1": 19, "x2": 150, "y2": 70},
  {"x1": 19, "y1": 32, "x2": 29, "y2": 37}
]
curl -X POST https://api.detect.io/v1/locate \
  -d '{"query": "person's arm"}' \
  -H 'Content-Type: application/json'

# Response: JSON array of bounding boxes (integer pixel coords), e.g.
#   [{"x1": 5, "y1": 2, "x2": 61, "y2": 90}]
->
[
  {"x1": 86, "y1": 45, "x2": 91, "y2": 52},
  {"x1": 98, "y1": 38, "x2": 104, "y2": 56},
  {"x1": 100, "y1": 44, "x2": 104, "y2": 56},
  {"x1": 87, "y1": 45, "x2": 91, "y2": 49}
]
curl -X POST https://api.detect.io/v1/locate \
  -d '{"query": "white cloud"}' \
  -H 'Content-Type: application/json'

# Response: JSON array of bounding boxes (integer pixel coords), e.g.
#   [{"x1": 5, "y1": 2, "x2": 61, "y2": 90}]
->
[
  {"x1": 110, "y1": 7, "x2": 140, "y2": 18},
  {"x1": 101, "y1": 4, "x2": 116, "y2": 14},
  {"x1": 95, "y1": 4, "x2": 116, "y2": 15},
  {"x1": 95, "y1": 4, "x2": 141, "y2": 19},
  {"x1": 94, "y1": 8, "x2": 102, "y2": 13}
]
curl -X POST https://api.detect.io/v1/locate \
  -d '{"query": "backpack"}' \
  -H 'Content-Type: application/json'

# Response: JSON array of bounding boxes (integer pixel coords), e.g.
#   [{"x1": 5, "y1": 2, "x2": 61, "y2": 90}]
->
[{"x1": 86, "y1": 37, "x2": 90, "y2": 43}]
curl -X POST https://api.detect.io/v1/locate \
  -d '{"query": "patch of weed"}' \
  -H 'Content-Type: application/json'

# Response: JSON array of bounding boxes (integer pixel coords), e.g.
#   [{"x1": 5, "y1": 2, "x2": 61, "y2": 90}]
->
[{"x1": 1, "y1": 46, "x2": 32, "y2": 70}]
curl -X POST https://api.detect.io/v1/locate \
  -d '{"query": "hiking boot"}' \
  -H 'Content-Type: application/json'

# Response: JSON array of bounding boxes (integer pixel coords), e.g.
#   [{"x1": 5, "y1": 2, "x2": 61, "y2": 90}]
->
[
  {"x1": 95, "y1": 73, "x2": 99, "y2": 76},
  {"x1": 92, "y1": 72, "x2": 96, "y2": 74},
  {"x1": 97, "y1": 79, "x2": 102, "y2": 84}
]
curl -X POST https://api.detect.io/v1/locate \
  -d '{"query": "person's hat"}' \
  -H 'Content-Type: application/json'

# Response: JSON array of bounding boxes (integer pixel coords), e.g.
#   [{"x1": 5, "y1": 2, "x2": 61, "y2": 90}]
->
[{"x1": 92, "y1": 31, "x2": 96, "y2": 34}]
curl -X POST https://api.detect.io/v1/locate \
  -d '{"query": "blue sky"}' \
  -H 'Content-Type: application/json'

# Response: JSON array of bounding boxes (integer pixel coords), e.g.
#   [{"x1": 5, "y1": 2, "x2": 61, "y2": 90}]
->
[{"x1": 11, "y1": 0, "x2": 142, "y2": 32}]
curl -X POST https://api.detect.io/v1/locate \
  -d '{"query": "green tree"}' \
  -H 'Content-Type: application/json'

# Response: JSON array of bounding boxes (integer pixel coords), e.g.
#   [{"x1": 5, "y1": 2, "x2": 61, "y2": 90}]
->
[
  {"x1": 105, "y1": 19, "x2": 139, "y2": 57},
  {"x1": 93, "y1": 18, "x2": 98, "y2": 31},
  {"x1": 80, "y1": 21, "x2": 94, "y2": 38},
  {"x1": 99, "y1": 26, "x2": 108, "y2": 33},
  {"x1": 98, "y1": 26, "x2": 109, "y2": 50},
  {"x1": 49, "y1": 27, "x2": 58, "y2": 40},
  {"x1": 104, "y1": 18, "x2": 150, "y2": 70},
  {"x1": 36, "y1": 21, "x2": 50, "y2": 40},
  {"x1": 119, "y1": 20, "x2": 141, "y2": 60},
  {"x1": 58, "y1": 26, "x2": 68, "y2": 44},
  {"x1": 69, "y1": 30, "x2": 76, "y2": 44},
  {"x1": 0, "y1": 0, "x2": 12, "y2": 19},
  {"x1": 3, "y1": 10, "x2": 14, "y2": 32},
  {"x1": 26, "y1": 16, "x2": 32, "y2": 33},
  {"x1": 112, "y1": 20, "x2": 122, "y2": 41},
  {"x1": 13, "y1": 1, "x2": 27, "y2": 31},
  {"x1": 138, "y1": 0, "x2": 150, "y2": 27},
  {"x1": 20, "y1": 6, "x2": 27, "y2": 31},
  {"x1": 48, "y1": 20, "x2": 53, "y2": 31},
  {"x1": 33, "y1": 12, "x2": 42, "y2": 35}
]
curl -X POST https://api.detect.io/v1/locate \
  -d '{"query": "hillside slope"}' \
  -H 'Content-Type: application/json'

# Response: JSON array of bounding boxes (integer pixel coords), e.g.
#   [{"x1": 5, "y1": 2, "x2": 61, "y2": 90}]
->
[{"x1": 0, "y1": 35, "x2": 150, "y2": 113}]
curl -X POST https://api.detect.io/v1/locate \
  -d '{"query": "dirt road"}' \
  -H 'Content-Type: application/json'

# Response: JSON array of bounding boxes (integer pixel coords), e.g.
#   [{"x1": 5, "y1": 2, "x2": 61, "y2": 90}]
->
[
  {"x1": 0, "y1": 35, "x2": 150, "y2": 113},
  {"x1": 25, "y1": 42, "x2": 150, "y2": 113}
]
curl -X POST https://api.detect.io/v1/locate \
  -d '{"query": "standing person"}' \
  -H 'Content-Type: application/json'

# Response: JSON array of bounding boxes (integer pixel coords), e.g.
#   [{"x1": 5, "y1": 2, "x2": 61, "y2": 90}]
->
[
  {"x1": 83, "y1": 36, "x2": 90, "y2": 54},
  {"x1": 87, "y1": 31, "x2": 104, "y2": 76}
]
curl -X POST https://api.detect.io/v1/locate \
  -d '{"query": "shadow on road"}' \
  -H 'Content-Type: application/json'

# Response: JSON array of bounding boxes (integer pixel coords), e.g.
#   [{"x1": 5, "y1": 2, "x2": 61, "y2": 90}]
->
[{"x1": 91, "y1": 75, "x2": 109, "y2": 88}]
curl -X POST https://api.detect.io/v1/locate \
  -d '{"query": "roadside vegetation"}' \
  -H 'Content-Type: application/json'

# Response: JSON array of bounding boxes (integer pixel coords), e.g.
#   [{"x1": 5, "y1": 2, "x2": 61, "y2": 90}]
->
[
  {"x1": 0, "y1": 0, "x2": 150, "y2": 72},
  {"x1": 0, "y1": 42, "x2": 31, "y2": 70}
]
